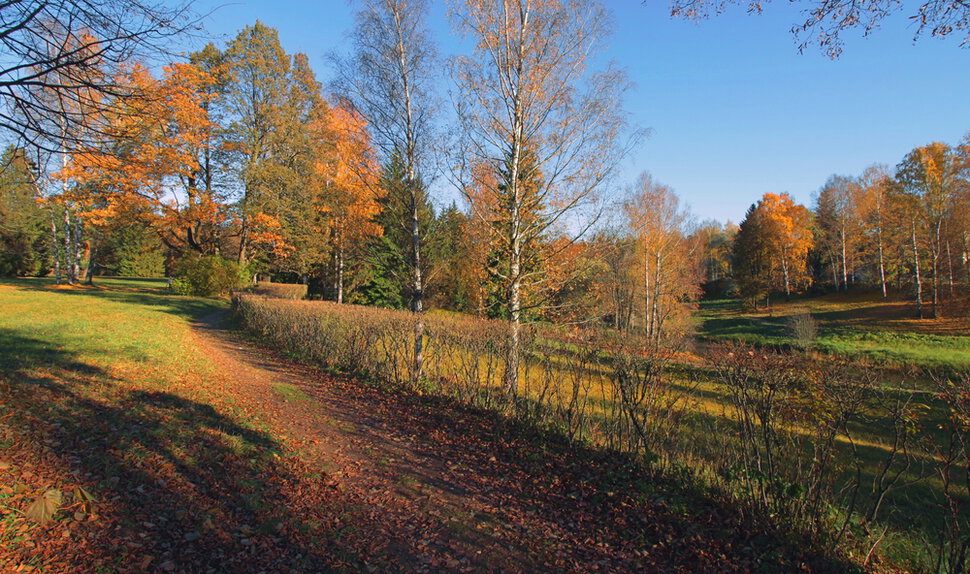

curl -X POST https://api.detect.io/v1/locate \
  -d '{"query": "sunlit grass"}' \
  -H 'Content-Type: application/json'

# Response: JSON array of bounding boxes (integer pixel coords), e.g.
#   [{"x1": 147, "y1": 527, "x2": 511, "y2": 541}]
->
[
  {"x1": 697, "y1": 294, "x2": 970, "y2": 369},
  {"x1": 0, "y1": 277, "x2": 226, "y2": 388},
  {"x1": 272, "y1": 382, "x2": 312, "y2": 403}
]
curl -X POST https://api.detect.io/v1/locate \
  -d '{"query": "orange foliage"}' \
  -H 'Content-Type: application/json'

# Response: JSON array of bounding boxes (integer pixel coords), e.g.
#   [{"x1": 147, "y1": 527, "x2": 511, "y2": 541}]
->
[
  {"x1": 55, "y1": 62, "x2": 220, "y2": 247},
  {"x1": 315, "y1": 102, "x2": 384, "y2": 249},
  {"x1": 758, "y1": 192, "x2": 815, "y2": 293}
]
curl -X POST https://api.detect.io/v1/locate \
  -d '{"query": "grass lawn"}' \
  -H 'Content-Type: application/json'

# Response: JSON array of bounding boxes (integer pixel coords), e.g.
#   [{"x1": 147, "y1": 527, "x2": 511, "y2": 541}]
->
[{"x1": 696, "y1": 292, "x2": 970, "y2": 370}]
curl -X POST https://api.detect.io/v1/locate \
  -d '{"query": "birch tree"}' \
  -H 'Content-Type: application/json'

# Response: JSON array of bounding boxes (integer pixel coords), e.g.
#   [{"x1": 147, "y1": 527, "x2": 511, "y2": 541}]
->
[
  {"x1": 896, "y1": 142, "x2": 965, "y2": 318},
  {"x1": 858, "y1": 165, "x2": 894, "y2": 298},
  {"x1": 332, "y1": 0, "x2": 439, "y2": 384},
  {"x1": 451, "y1": 0, "x2": 635, "y2": 396},
  {"x1": 815, "y1": 174, "x2": 863, "y2": 292},
  {"x1": 623, "y1": 173, "x2": 700, "y2": 344}
]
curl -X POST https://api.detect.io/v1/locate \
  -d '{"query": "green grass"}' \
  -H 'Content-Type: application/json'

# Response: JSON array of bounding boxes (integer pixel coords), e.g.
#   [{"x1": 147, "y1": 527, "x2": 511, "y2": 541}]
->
[
  {"x1": 696, "y1": 295, "x2": 970, "y2": 370},
  {"x1": 271, "y1": 382, "x2": 312, "y2": 403},
  {"x1": 0, "y1": 277, "x2": 226, "y2": 380}
]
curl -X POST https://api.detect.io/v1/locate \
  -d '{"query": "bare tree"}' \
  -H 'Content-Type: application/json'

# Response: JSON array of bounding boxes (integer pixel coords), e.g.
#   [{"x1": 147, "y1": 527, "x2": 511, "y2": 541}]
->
[
  {"x1": 0, "y1": 0, "x2": 197, "y2": 152},
  {"x1": 660, "y1": 0, "x2": 970, "y2": 57},
  {"x1": 451, "y1": 0, "x2": 638, "y2": 396},
  {"x1": 331, "y1": 0, "x2": 440, "y2": 386}
]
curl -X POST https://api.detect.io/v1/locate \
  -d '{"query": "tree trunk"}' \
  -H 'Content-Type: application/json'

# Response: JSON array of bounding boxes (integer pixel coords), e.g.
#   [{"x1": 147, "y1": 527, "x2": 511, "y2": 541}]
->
[
  {"x1": 410, "y1": 181, "x2": 424, "y2": 387},
  {"x1": 877, "y1": 226, "x2": 887, "y2": 298},
  {"x1": 912, "y1": 221, "x2": 923, "y2": 319},
  {"x1": 49, "y1": 206, "x2": 61, "y2": 284},
  {"x1": 652, "y1": 251, "x2": 662, "y2": 343},
  {"x1": 72, "y1": 214, "x2": 83, "y2": 282},
  {"x1": 782, "y1": 255, "x2": 791, "y2": 299},
  {"x1": 63, "y1": 206, "x2": 75, "y2": 284},
  {"x1": 643, "y1": 250, "x2": 651, "y2": 338},
  {"x1": 830, "y1": 253, "x2": 839, "y2": 292},
  {"x1": 840, "y1": 227, "x2": 848, "y2": 290},
  {"x1": 85, "y1": 237, "x2": 97, "y2": 285},
  {"x1": 335, "y1": 245, "x2": 344, "y2": 304},
  {"x1": 963, "y1": 235, "x2": 969, "y2": 287},
  {"x1": 931, "y1": 220, "x2": 941, "y2": 319},
  {"x1": 946, "y1": 239, "x2": 954, "y2": 298},
  {"x1": 237, "y1": 225, "x2": 248, "y2": 266},
  {"x1": 504, "y1": 232, "x2": 522, "y2": 397},
  {"x1": 504, "y1": 137, "x2": 524, "y2": 398}
]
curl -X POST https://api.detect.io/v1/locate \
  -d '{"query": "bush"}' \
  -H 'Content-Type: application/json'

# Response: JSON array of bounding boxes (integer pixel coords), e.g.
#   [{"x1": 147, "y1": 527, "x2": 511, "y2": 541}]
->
[
  {"x1": 232, "y1": 293, "x2": 965, "y2": 570},
  {"x1": 172, "y1": 256, "x2": 247, "y2": 297},
  {"x1": 250, "y1": 282, "x2": 307, "y2": 300}
]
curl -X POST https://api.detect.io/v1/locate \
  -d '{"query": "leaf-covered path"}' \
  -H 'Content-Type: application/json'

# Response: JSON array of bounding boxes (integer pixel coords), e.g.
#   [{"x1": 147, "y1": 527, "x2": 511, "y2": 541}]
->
[{"x1": 192, "y1": 310, "x2": 836, "y2": 573}]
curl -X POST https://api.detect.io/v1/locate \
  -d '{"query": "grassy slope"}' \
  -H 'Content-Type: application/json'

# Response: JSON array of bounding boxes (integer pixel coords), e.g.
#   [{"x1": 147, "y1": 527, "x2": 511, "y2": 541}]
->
[
  {"x1": 0, "y1": 278, "x2": 333, "y2": 572},
  {"x1": 696, "y1": 292, "x2": 970, "y2": 369}
]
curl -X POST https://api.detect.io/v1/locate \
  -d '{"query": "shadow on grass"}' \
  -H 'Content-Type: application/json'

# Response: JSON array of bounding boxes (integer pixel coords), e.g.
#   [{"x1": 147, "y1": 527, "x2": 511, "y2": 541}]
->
[
  {"x1": 0, "y1": 327, "x2": 362, "y2": 572},
  {"x1": 699, "y1": 315, "x2": 790, "y2": 343},
  {"x1": 384, "y1": 390, "x2": 865, "y2": 572}
]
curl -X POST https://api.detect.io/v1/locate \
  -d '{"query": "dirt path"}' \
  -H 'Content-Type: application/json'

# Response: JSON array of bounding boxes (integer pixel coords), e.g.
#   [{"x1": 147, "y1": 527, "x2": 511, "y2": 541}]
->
[
  {"x1": 194, "y1": 310, "x2": 524, "y2": 570},
  {"x1": 188, "y1": 310, "x2": 841, "y2": 573}
]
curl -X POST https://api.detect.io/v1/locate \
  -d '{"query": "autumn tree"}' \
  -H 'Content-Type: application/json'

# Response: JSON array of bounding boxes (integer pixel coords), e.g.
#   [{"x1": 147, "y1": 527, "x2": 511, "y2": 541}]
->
[
  {"x1": 857, "y1": 164, "x2": 896, "y2": 297},
  {"x1": 270, "y1": 53, "x2": 334, "y2": 283},
  {"x1": 814, "y1": 174, "x2": 864, "y2": 291},
  {"x1": 56, "y1": 61, "x2": 218, "y2": 269},
  {"x1": 317, "y1": 102, "x2": 384, "y2": 303},
  {"x1": 733, "y1": 192, "x2": 814, "y2": 306},
  {"x1": 0, "y1": 0, "x2": 197, "y2": 151},
  {"x1": 0, "y1": 146, "x2": 48, "y2": 276},
  {"x1": 692, "y1": 219, "x2": 737, "y2": 295},
  {"x1": 222, "y1": 22, "x2": 294, "y2": 267},
  {"x1": 587, "y1": 227, "x2": 638, "y2": 330},
  {"x1": 452, "y1": 0, "x2": 635, "y2": 395},
  {"x1": 424, "y1": 203, "x2": 476, "y2": 311},
  {"x1": 896, "y1": 142, "x2": 967, "y2": 317},
  {"x1": 624, "y1": 173, "x2": 701, "y2": 344}
]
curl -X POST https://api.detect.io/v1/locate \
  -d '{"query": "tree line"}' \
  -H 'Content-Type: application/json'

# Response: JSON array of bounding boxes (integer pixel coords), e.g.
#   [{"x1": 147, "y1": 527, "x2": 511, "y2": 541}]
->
[{"x1": 729, "y1": 140, "x2": 970, "y2": 318}]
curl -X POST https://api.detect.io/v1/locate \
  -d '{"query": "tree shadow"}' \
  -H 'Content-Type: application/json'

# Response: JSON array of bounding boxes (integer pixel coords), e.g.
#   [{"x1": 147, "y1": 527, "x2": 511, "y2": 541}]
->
[
  {"x1": 281, "y1": 363, "x2": 864, "y2": 572},
  {"x1": 0, "y1": 327, "x2": 361, "y2": 572}
]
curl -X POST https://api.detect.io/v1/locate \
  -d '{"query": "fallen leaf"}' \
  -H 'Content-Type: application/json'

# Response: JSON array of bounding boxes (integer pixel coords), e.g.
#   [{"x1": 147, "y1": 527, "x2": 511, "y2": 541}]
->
[{"x1": 25, "y1": 489, "x2": 63, "y2": 525}]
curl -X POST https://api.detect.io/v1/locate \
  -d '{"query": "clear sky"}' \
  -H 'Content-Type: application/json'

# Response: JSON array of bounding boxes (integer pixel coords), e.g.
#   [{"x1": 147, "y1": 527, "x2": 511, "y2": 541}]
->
[{"x1": 183, "y1": 0, "x2": 970, "y2": 224}]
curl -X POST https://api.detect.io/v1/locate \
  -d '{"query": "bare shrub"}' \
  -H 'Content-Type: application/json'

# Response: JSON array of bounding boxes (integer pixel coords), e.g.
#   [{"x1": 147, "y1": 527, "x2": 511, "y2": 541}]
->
[
  {"x1": 235, "y1": 293, "x2": 960, "y2": 568},
  {"x1": 930, "y1": 371, "x2": 970, "y2": 573},
  {"x1": 251, "y1": 282, "x2": 308, "y2": 300},
  {"x1": 788, "y1": 309, "x2": 818, "y2": 349},
  {"x1": 608, "y1": 334, "x2": 697, "y2": 467},
  {"x1": 710, "y1": 343, "x2": 908, "y2": 547}
]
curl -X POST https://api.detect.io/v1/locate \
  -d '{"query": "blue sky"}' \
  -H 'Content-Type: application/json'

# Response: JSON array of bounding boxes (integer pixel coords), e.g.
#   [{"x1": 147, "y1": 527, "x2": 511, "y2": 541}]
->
[{"x1": 185, "y1": 0, "x2": 970, "y2": 224}]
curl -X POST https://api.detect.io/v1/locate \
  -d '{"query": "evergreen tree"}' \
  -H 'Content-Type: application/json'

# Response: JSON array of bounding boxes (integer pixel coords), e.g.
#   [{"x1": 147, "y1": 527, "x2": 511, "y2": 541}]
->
[
  {"x1": 356, "y1": 155, "x2": 433, "y2": 308},
  {"x1": 0, "y1": 147, "x2": 48, "y2": 276}
]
